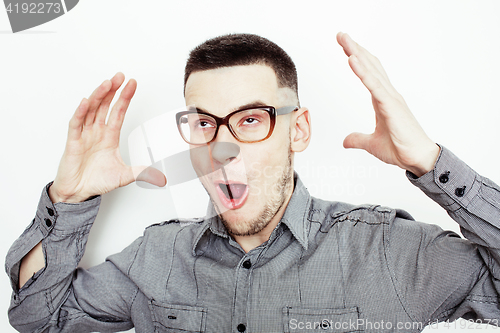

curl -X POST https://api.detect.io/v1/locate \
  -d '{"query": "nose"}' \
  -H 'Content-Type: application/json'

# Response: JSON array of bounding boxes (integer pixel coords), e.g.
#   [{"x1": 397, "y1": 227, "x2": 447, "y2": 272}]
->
[
  {"x1": 213, "y1": 123, "x2": 235, "y2": 142},
  {"x1": 209, "y1": 141, "x2": 240, "y2": 166},
  {"x1": 208, "y1": 125, "x2": 240, "y2": 166}
]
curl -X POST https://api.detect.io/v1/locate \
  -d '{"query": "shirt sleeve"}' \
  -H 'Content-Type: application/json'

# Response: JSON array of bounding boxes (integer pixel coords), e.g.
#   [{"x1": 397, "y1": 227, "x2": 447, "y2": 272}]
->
[
  {"x1": 393, "y1": 145, "x2": 500, "y2": 325},
  {"x1": 5, "y1": 183, "x2": 138, "y2": 333}
]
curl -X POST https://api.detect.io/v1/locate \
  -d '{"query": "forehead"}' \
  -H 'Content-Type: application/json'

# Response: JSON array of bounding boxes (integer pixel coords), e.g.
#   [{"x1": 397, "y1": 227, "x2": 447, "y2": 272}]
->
[{"x1": 184, "y1": 64, "x2": 281, "y2": 117}]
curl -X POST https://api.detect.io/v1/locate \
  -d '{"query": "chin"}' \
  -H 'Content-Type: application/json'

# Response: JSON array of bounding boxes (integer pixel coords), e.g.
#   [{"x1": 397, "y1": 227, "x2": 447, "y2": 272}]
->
[
  {"x1": 215, "y1": 199, "x2": 251, "y2": 221},
  {"x1": 220, "y1": 206, "x2": 249, "y2": 221},
  {"x1": 220, "y1": 197, "x2": 281, "y2": 237}
]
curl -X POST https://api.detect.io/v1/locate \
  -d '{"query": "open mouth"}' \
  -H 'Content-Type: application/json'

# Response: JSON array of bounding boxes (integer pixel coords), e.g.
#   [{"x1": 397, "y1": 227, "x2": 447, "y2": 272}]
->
[
  {"x1": 215, "y1": 182, "x2": 249, "y2": 210},
  {"x1": 219, "y1": 183, "x2": 247, "y2": 200}
]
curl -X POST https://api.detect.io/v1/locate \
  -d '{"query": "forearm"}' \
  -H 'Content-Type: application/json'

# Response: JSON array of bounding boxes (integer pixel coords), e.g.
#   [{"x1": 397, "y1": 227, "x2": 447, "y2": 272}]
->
[
  {"x1": 17, "y1": 181, "x2": 94, "y2": 288},
  {"x1": 18, "y1": 181, "x2": 93, "y2": 288},
  {"x1": 6, "y1": 183, "x2": 101, "y2": 330},
  {"x1": 405, "y1": 142, "x2": 441, "y2": 178}
]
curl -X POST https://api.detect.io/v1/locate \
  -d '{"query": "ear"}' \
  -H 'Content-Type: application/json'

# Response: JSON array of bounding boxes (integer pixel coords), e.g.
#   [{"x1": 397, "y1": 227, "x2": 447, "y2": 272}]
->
[{"x1": 290, "y1": 107, "x2": 311, "y2": 152}]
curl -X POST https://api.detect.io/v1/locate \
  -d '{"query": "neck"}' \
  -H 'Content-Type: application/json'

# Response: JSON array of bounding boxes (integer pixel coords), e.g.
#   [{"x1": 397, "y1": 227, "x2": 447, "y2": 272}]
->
[{"x1": 233, "y1": 184, "x2": 294, "y2": 253}]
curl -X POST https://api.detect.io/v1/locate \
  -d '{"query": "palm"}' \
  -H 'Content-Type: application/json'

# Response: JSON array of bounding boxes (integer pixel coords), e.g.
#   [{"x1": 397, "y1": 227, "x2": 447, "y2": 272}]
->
[
  {"x1": 366, "y1": 97, "x2": 417, "y2": 167},
  {"x1": 60, "y1": 128, "x2": 130, "y2": 198},
  {"x1": 337, "y1": 33, "x2": 440, "y2": 177},
  {"x1": 51, "y1": 73, "x2": 165, "y2": 203}
]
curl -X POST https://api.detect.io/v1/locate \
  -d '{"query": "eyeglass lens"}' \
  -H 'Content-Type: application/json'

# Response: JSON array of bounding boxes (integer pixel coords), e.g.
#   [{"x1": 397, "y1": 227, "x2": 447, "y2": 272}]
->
[{"x1": 179, "y1": 108, "x2": 271, "y2": 144}]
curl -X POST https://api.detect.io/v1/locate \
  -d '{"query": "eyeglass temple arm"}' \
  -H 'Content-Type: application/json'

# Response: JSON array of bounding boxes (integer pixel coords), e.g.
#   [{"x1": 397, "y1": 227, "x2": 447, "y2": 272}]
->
[{"x1": 276, "y1": 106, "x2": 299, "y2": 116}]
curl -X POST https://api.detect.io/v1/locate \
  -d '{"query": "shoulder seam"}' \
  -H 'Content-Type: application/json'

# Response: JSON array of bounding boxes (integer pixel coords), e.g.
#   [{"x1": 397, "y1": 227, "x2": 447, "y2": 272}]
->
[
  {"x1": 383, "y1": 211, "x2": 419, "y2": 324},
  {"x1": 127, "y1": 237, "x2": 144, "y2": 276}
]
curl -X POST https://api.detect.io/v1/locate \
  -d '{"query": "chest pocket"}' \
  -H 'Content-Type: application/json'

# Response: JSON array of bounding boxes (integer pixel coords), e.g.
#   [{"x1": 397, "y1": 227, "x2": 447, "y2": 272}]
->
[
  {"x1": 282, "y1": 306, "x2": 362, "y2": 333},
  {"x1": 149, "y1": 300, "x2": 207, "y2": 333}
]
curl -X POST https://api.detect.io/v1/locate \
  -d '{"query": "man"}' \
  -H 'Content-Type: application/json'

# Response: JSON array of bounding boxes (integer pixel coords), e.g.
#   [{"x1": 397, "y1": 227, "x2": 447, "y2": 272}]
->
[{"x1": 6, "y1": 32, "x2": 500, "y2": 332}]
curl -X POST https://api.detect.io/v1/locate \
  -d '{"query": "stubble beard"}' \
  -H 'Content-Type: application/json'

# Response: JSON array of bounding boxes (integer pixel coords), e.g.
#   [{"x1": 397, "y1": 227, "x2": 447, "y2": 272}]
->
[{"x1": 217, "y1": 149, "x2": 293, "y2": 237}]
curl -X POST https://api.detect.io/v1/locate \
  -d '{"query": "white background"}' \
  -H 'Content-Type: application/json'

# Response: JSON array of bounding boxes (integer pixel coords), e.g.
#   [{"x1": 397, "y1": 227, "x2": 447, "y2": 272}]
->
[{"x1": 1, "y1": 1, "x2": 499, "y2": 332}]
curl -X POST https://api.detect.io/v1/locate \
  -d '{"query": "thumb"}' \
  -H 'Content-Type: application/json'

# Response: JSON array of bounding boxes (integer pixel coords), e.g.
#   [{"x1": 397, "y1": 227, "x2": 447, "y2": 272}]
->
[
  {"x1": 343, "y1": 132, "x2": 371, "y2": 150},
  {"x1": 132, "y1": 165, "x2": 167, "y2": 187}
]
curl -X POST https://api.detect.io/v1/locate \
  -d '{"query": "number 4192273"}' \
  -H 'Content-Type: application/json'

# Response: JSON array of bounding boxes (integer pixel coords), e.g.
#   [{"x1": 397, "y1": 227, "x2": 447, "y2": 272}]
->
[{"x1": 5, "y1": 2, "x2": 62, "y2": 14}]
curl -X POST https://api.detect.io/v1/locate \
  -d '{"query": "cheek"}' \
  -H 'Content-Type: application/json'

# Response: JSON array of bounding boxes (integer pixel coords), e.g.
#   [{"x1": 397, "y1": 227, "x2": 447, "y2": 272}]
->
[
  {"x1": 189, "y1": 147, "x2": 214, "y2": 175},
  {"x1": 245, "y1": 147, "x2": 289, "y2": 183},
  {"x1": 190, "y1": 158, "x2": 215, "y2": 187},
  {"x1": 242, "y1": 128, "x2": 291, "y2": 181},
  {"x1": 189, "y1": 154, "x2": 204, "y2": 176}
]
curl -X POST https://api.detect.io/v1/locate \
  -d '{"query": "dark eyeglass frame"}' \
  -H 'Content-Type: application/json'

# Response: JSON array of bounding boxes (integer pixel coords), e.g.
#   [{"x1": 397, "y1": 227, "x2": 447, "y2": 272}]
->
[{"x1": 176, "y1": 105, "x2": 299, "y2": 144}]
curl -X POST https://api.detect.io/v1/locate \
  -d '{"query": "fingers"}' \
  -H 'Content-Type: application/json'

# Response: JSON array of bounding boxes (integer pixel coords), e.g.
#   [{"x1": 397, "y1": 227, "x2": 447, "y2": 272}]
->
[
  {"x1": 337, "y1": 32, "x2": 396, "y2": 96},
  {"x1": 336, "y1": 32, "x2": 355, "y2": 57},
  {"x1": 348, "y1": 55, "x2": 394, "y2": 110},
  {"x1": 68, "y1": 98, "x2": 89, "y2": 141},
  {"x1": 337, "y1": 32, "x2": 402, "y2": 110},
  {"x1": 95, "y1": 72, "x2": 126, "y2": 124},
  {"x1": 67, "y1": 73, "x2": 131, "y2": 142},
  {"x1": 337, "y1": 32, "x2": 389, "y2": 80},
  {"x1": 107, "y1": 78, "x2": 137, "y2": 132},
  {"x1": 67, "y1": 73, "x2": 135, "y2": 143},
  {"x1": 84, "y1": 79, "x2": 112, "y2": 127}
]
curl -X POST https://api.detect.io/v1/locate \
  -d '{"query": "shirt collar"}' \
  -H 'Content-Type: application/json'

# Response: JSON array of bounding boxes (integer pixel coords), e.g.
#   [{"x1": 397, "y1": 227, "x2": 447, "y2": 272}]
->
[{"x1": 192, "y1": 172, "x2": 311, "y2": 255}]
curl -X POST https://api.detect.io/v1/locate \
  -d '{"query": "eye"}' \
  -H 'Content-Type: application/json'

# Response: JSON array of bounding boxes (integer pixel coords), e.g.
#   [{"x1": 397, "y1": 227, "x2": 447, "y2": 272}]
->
[
  {"x1": 193, "y1": 118, "x2": 216, "y2": 129},
  {"x1": 242, "y1": 117, "x2": 260, "y2": 125}
]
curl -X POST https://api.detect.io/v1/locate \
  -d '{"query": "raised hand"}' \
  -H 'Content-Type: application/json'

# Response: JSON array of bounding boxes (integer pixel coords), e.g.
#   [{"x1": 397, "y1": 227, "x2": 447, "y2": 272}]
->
[
  {"x1": 336, "y1": 32, "x2": 440, "y2": 177},
  {"x1": 49, "y1": 73, "x2": 166, "y2": 203}
]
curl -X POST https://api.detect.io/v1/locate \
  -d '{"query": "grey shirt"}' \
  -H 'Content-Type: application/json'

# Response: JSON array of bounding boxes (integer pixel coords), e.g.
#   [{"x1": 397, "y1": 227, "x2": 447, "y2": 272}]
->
[{"x1": 5, "y1": 146, "x2": 500, "y2": 333}]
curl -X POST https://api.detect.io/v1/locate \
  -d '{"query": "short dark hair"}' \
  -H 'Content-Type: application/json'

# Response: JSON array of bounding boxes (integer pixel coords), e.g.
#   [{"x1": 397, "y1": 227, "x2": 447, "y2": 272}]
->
[{"x1": 184, "y1": 33, "x2": 298, "y2": 98}]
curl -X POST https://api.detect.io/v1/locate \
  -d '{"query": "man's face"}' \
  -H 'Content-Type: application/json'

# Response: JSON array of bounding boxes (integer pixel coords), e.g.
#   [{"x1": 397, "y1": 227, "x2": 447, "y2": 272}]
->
[{"x1": 184, "y1": 64, "x2": 296, "y2": 236}]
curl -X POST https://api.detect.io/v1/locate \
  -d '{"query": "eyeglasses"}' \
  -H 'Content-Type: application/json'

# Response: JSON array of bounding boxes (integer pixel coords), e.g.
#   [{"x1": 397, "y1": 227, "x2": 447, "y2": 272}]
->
[{"x1": 176, "y1": 105, "x2": 298, "y2": 145}]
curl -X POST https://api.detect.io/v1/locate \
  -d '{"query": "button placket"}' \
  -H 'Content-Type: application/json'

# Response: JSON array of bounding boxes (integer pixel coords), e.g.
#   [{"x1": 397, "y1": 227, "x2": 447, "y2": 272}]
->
[
  {"x1": 232, "y1": 255, "x2": 256, "y2": 332},
  {"x1": 242, "y1": 260, "x2": 251, "y2": 269},
  {"x1": 46, "y1": 207, "x2": 55, "y2": 216}
]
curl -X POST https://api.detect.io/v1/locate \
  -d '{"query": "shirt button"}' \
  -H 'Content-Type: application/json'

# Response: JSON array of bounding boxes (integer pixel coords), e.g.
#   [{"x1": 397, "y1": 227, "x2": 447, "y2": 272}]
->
[
  {"x1": 45, "y1": 218, "x2": 52, "y2": 228},
  {"x1": 46, "y1": 207, "x2": 55, "y2": 216},
  {"x1": 455, "y1": 186, "x2": 466, "y2": 197},
  {"x1": 237, "y1": 323, "x2": 246, "y2": 332},
  {"x1": 242, "y1": 260, "x2": 251, "y2": 269},
  {"x1": 438, "y1": 171, "x2": 450, "y2": 183}
]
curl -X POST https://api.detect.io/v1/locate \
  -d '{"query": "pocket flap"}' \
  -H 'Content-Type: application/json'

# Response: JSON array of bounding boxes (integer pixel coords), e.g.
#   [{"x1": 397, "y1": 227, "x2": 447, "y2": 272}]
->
[
  {"x1": 150, "y1": 301, "x2": 207, "y2": 332},
  {"x1": 283, "y1": 306, "x2": 361, "y2": 332}
]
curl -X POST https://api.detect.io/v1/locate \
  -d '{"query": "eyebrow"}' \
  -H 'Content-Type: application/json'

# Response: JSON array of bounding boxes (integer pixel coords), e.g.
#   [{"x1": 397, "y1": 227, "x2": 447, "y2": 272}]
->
[{"x1": 196, "y1": 100, "x2": 270, "y2": 114}]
